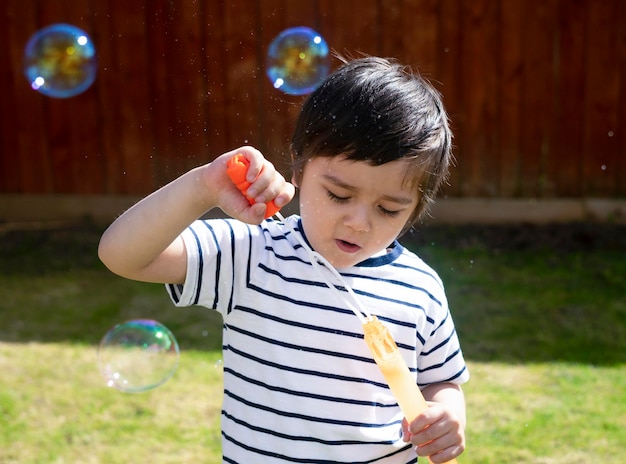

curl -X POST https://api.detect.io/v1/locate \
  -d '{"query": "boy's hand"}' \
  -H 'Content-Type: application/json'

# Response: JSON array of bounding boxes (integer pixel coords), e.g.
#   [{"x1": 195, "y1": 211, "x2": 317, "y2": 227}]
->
[
  {"x1": 206, "y1": 146, "x2": 295, "y2": 224},
  {"x1": 402, "y1": 401, "x2": 465, "y2": 463}
]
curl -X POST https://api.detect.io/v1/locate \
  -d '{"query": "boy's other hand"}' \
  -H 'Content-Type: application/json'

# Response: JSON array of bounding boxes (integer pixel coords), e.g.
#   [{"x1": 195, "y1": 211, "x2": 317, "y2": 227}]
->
[{"x1": 401, "y1": 401, "x2": 465, "y2": 463}]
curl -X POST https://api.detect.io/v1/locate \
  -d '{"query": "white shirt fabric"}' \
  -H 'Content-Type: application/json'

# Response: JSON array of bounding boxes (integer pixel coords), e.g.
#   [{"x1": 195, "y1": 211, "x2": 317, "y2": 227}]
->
[{"x1": 167, "y1": 215, "x2": 469, "y2": 463}]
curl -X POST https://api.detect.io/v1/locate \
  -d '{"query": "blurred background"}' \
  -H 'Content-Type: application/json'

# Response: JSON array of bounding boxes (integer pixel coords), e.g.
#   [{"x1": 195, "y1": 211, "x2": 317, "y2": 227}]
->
[{"x1": 0, "y1": 0, "x2": 625, "y2": 223}]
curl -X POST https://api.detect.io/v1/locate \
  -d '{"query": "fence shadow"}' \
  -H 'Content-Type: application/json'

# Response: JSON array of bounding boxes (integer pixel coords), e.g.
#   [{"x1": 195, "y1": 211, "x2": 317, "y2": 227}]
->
[{"x1": 2, "y1": 220, "x2": 625, "y2": 365}]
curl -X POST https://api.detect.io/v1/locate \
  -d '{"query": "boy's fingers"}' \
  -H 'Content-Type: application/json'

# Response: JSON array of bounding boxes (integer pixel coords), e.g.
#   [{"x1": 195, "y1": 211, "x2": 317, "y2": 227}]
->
[
  {"x1": 275, "y1": 184, "x2": 295, "y2": 206},
  {"x1": 236, "y1": 203, "x2": 266, "y2": 224}
]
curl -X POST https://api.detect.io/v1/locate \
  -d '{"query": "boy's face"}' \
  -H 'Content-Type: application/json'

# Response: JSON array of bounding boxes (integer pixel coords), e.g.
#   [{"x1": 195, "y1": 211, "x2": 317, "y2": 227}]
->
[{"x1": 297, "y1": 156, "x2": 420, "y2": 269}]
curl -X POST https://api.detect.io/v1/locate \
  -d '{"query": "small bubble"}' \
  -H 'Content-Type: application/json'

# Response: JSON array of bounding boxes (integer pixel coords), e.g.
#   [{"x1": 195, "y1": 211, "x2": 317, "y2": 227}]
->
[
  {"x1": 266, "y1": 26, "x2": 330, "y2": 96},
  {"x1": 97, "y1": 319, "x2": 179, "y2": 393},
  {"x1": 23, "y1": 23, "x2": 97, "y2": 98}
]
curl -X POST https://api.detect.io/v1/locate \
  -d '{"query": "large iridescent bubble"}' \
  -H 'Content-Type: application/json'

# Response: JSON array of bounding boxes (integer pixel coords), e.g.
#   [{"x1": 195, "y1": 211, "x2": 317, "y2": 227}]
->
[
  {"x1": 266, "y1": 26, "x2": 330, "y2": 96},
  {"x1": 98, "y1": 319, "x2": 180, "y2": 393},
  {"x1": 23, "y1": 23, "x2": 97, "y2": 98}
]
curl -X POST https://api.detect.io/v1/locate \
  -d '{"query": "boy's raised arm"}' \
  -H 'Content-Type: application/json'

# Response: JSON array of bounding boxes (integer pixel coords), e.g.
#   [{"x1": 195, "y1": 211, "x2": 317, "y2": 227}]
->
[{"x1": 98, "y1": 146, "x2": 294, "y2": 284}]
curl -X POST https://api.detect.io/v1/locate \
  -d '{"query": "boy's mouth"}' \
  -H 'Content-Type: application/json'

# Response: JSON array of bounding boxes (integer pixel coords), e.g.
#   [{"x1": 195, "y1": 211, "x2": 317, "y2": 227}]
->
[{"x1": 335, "y1": 239, "x2": 361, "y2": 254}]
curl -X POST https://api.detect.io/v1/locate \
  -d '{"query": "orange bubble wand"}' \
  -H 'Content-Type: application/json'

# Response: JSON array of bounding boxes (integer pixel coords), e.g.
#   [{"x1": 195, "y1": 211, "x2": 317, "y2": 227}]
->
[
  {"x1": 226, "y1": 153, "x2": 281, "y2": 218},
  {"x1": 226, "y1": 154, "x2": 457, "y2": 463}
]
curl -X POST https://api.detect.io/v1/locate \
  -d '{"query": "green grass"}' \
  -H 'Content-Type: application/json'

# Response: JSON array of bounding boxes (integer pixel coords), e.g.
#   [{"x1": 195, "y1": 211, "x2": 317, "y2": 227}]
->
[{"x1": 1, "y1": 222, "x2": 625, "y2": 463}]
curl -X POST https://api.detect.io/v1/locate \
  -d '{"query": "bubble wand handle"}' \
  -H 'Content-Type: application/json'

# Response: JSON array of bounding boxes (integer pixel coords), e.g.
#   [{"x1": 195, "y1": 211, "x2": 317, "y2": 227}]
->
[
  {"x1": 363, "y1": 315, "x2": 458, "y2": 464},
  {"x1": 226, "y1": 153, "x2": 281, "y2": 218}
]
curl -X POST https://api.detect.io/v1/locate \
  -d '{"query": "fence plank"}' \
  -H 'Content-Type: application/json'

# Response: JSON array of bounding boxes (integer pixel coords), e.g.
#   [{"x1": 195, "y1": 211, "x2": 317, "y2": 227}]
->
[
  {"x1": 0, "y1": 5, "x2": 20, "y2": 192},
  {"x1": 146, "y1": 0, "x2": 182, "y2": 186},
  {"x1": 405, "y1": 0, "x2": 439, "y2": 76},
  {"x1": 581, "y1": 0, "x2": 621, "y2": 195},
  {"x1": 221, "y1": 2, "x2": 262, "y2": 151},
  {"x1": 549, "y1": 0, "x2": 587, "y2": 197},
  {"x1": 203, "y1": 1, "x2": 230, "y2": 160},
  {"x1": 110, "y1": 2, "x2": 155, "y2": 194},
  {"x1": 6, "y1": 1, "x2": 53, "y2": 193},
  {"x1": 437, "y1": 0, "x2": 462, "y2": 197},
  {"x1": 518, "y1": 0, "x2": 559, "y2": 197},
  {"x1": 91, "y1": 1, "x2": 123, "y2": 194},
  {"x1": 618, "y1": 1, "x2": 626, "y2": 196},
  {"x1": 498, "y1": 0, "x2": 524, "y2": 197},
  {"x1": 458, "y1": 0, "x2": 499, "y2": 196}
]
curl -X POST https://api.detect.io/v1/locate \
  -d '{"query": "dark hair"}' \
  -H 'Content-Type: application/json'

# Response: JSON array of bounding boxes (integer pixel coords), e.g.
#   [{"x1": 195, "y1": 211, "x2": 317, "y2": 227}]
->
[{"x1": 291, "y1": 56, "x2": 452, "y2": 228}]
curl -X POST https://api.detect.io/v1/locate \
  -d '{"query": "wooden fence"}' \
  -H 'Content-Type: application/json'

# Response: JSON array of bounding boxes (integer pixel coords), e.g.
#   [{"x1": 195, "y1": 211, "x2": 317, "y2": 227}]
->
[{"x1": 1, "y1": 0, "x2": 624, "y2": 199}]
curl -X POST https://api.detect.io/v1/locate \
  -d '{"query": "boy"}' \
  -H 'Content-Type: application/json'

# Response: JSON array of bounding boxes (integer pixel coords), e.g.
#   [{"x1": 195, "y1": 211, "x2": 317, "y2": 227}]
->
[{"x1": 99, "y1": 56, "x2": 468, "y2": 463}]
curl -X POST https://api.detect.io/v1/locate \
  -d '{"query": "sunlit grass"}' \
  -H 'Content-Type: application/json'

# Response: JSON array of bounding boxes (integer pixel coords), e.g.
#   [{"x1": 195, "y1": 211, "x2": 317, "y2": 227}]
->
[
  {"x1": 0, "y1": 342, "x2": 223, "y2": 464},
  {"x1": 463, "y1": 362, "x2": 625, "y2": 463},
  {"x1": 2, "y1": 343, "x2": 623, "y2": 463}
]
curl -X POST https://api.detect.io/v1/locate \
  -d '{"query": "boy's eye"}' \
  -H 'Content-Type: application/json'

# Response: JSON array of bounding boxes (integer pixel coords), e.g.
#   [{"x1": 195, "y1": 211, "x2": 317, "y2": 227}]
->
[
  {"x1": 327, "y1": 189, "x2": 402, "y2": 217},
  {"x1": 379, "y1": 206, "x2": 400, "y2": 217},
  {"x1": 327, "y1": 190, "x2": 349, "y2": 202}
]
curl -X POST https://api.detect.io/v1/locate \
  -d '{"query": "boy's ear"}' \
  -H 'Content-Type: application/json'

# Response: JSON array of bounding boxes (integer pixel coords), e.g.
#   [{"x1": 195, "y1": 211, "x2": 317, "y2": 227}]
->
[{"x1": 291, "y1": 174, "x2": 299, "y2": 188}]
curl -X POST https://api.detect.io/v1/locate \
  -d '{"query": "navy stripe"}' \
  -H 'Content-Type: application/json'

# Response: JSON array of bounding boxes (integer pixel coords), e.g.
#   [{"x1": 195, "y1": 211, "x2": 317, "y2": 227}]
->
[
  {"x1": 233, "y1": 304, "x2": 363, "y2": 339},
  {"x1": 228, "y1": 324, "x2": 376, "y2": 364},
  {"x1": 166, "y1": 283, "x2": 181, "y2": 303},
  {"x1": 188, "y1": 226, "x2": 205, "y2": 306},
  {"x1": 258, "y1": 262, "x2": 332, "y2": 288},
  {"x1": 225, "y1": 367, "x2": 396, "y2": 408},
  {"x1": 225, "y1": 344, "x2": 388, "y2": 389},
  {"x1": 420, "y1": 365, "x2": 468, "y2": 386},
  {"x1": 429, "y1": 311, "x2": 449, "y2": 336},
  {"x1": 342, "y1": 271, "x2": 443, "y2": 307},
  {"x1": 422, "y1": 328, "x2": 456, "y2": 356},
  {"x1": 224, "y1": 389, "x2": 400, "y2": 429},
  {"x1": 418, "y1": 347, "x2": 462, "y2": 373},
  {"x1": 353, "y1": 287, "x2": 433, "y2": 324},
  {"x1": 222, "y1": 410, "x2": 397, "y2": 445},
  {"x1": 226, "y1": 221, "x2": 239, "y2": 313},
  {"x1": 222, "y1": 432, "x2": 414, "y2": 464},
  {"x1": 390, "y1": 260, "x2": 441, "y2": 285},
  {"x1": 246, "y1": 284, "x2": 364, "y2": 319}
]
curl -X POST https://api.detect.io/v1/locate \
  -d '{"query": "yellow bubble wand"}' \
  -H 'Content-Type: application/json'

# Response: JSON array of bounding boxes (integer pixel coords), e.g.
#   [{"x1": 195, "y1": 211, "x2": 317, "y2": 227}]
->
[{"x1": 227, "y1": 154, "x2": 458, "y2": 463}]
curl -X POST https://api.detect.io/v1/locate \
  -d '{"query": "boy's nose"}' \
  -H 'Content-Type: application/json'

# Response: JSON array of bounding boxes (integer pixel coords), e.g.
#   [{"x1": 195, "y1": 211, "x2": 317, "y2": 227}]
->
[{"x1": 344, "y1": 205, "x2": 371, "y2": 232}]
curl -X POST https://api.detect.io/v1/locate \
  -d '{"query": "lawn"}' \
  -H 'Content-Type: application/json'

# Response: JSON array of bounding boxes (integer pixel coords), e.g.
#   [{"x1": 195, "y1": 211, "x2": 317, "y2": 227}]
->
[{"x1": 1, "y1": 221, "x2": 624, "y2": 463}]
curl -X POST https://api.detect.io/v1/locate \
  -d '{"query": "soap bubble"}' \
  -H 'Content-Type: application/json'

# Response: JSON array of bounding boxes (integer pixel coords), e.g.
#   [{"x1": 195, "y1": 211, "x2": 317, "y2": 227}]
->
[
  {"x1": 98, "y1": 319, "x2": 180, "y2": 393},
  {"x1": 23, "y1": 23, "x2": 97, "y2": 98},
  {"x1": 266, "y1": 26, "x2": 330, "y2": 96}
]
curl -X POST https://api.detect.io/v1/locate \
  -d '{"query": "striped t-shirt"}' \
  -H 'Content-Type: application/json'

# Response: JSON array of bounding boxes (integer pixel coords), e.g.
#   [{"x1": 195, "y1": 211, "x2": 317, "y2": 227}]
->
[{"x1": 167, "y1": 215, "x2": 469, "y2": 463}]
